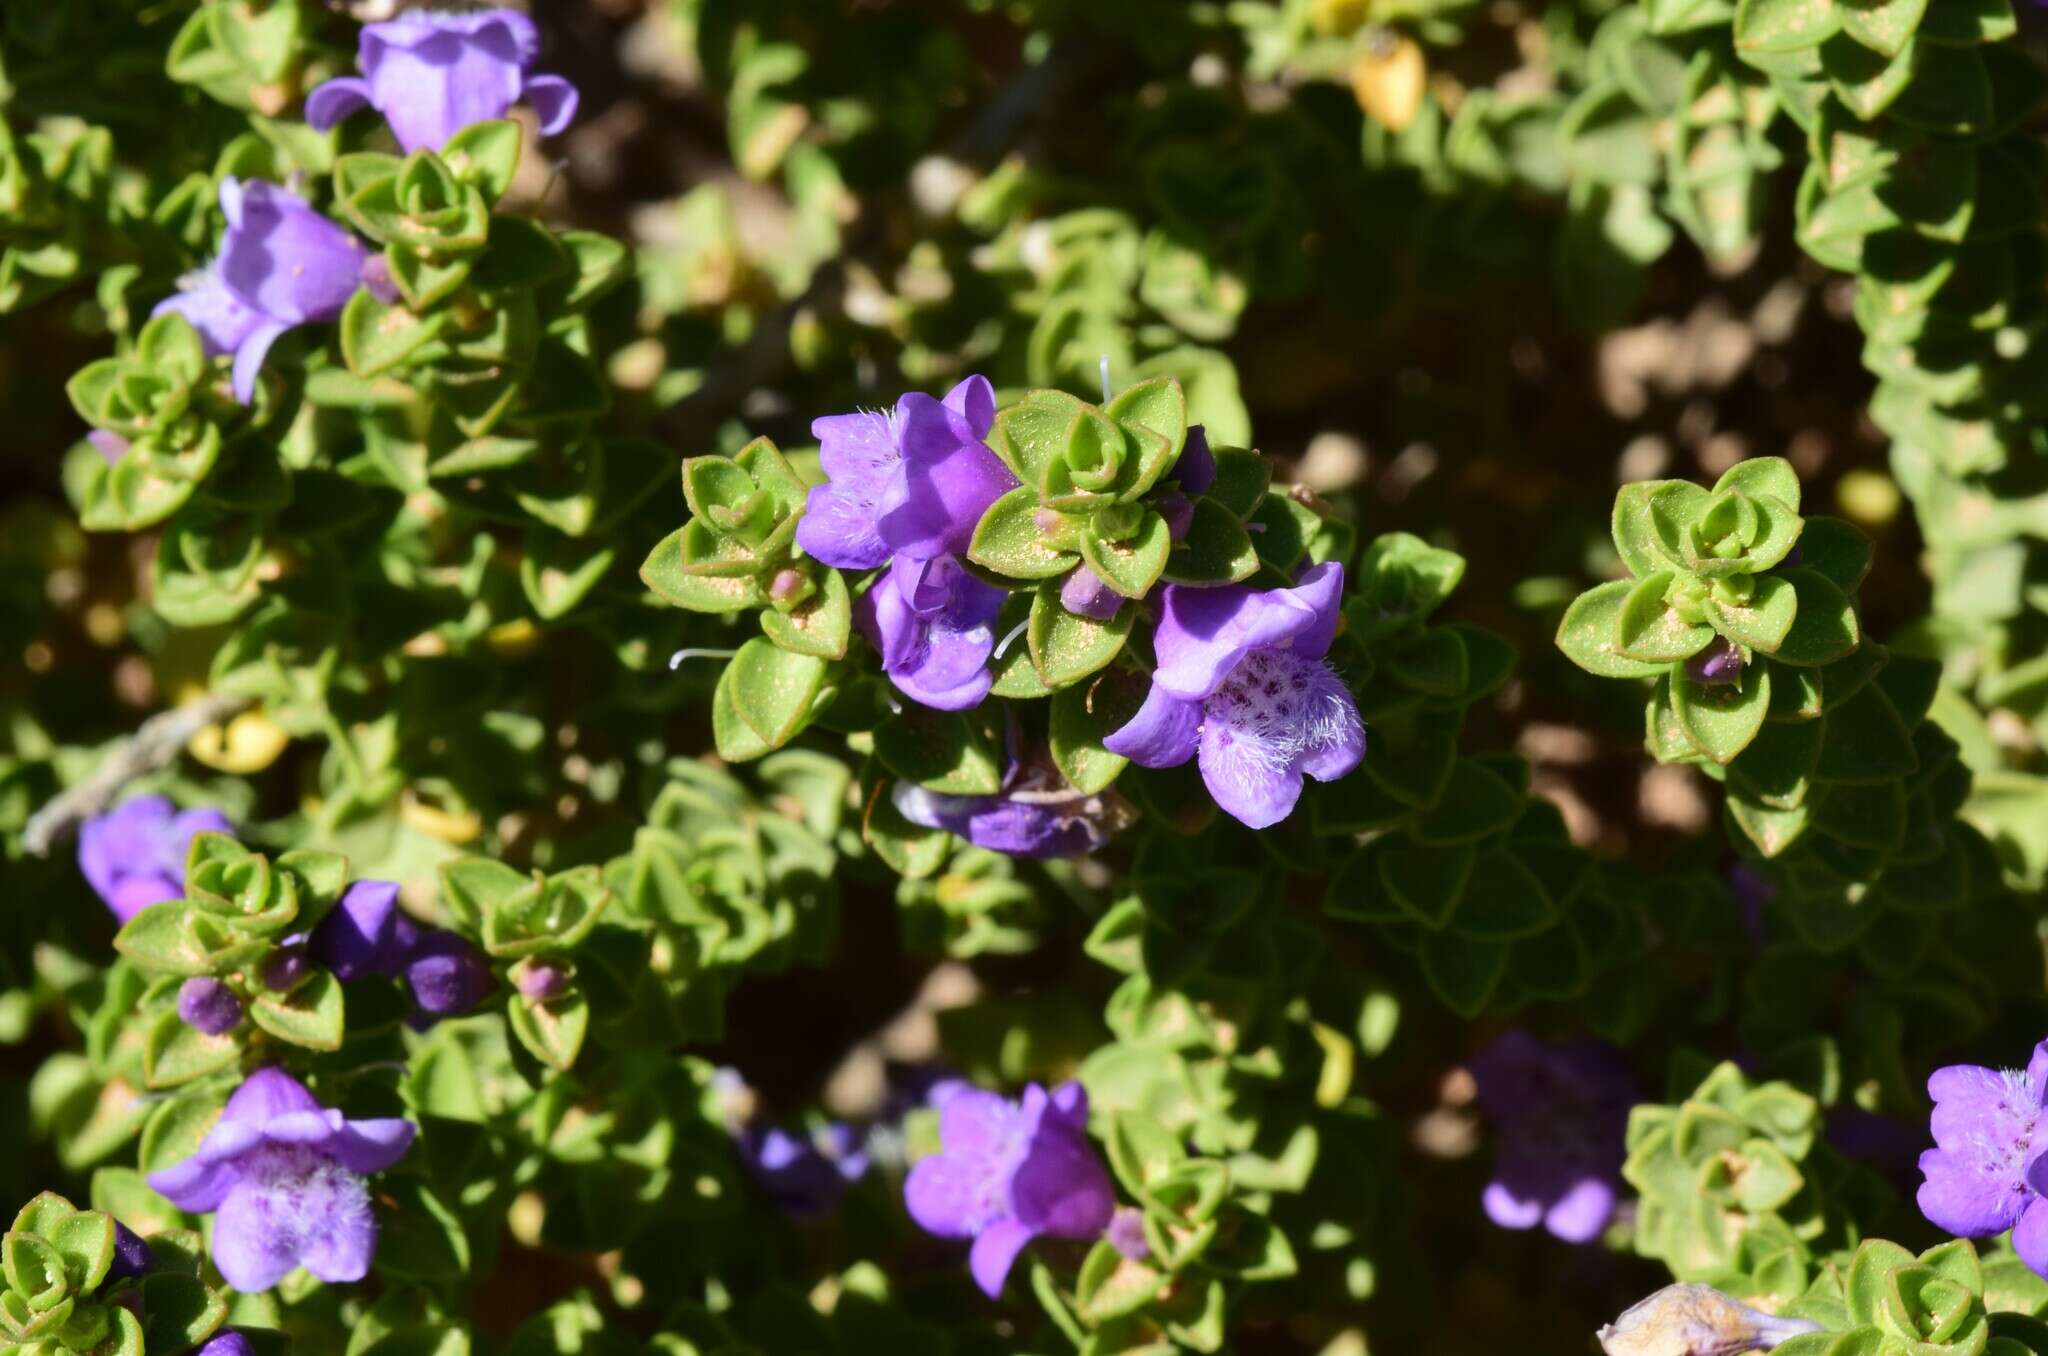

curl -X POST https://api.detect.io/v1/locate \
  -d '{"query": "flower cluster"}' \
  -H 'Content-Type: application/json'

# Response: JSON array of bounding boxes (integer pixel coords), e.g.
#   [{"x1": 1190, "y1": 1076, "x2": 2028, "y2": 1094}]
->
[{"x1": 1918, "y1": 1040, "x2": 2048, "y2": 1275}]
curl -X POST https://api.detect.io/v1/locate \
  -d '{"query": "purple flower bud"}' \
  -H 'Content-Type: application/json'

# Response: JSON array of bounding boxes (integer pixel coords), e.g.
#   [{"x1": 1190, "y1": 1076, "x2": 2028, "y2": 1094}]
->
[
  {"x1": 195, "y1": 1333, "x2": 258, "y2": 1356},
  {"x1": 892, "y1": 783, "x2": 1117, "y2": 859},
  {"x1": 148, "y1": 1068, "x2": 415, "y2": 1292},
  {"x1": 154, "y1": 179, "x2": 370, "y2": 404},
  {"x1": 306, "y1": 9, "x2": 579, "y2": 154},
  {"x1": 513, "y1": 959, "x2": 572, "y2": 1001},
  {"x1": 259, "y1": 943, "x2": 309, "y2": 992},
  {"x1": 1155, "y1": 488, "x2": 1194, "y2": 542},
  {"x1": 177, "y1": 977, "x2": 243, "y2": 1036},
  {"x1": 404, "y1": 930, "x2": 495, "y2": 1016},
  {"x1": 105, "y1": 1222, "x2": 153, "y2": 1286},
  {"x1": 1059, "y1": 564, "x2": 1124, "y2": 622},
  {"x1": 88, "y1": 431, "x2": 130, "y2": 465},
  {"x1": 904, "y1": 1081, "x2": 1116, "y2": 1298},
  {"x1": 769, "y1": 568, "x2": 807, "y2": 603},
  {"x1": 1173, "y1": 426, "x2": 1215, "y2": 495},
  {"x1": 310, "y1": 879, "x2": 409, "y2": 980},
  {"x1": 1685, "y1": 638, "x2": 1744, "y2": 686},
  {"x1": 1107, "y1": 1206, "x2": 1150, "y2": 1261},
  {"x1": 77, "y1": 796, "x2": 232, "y2": 923}
]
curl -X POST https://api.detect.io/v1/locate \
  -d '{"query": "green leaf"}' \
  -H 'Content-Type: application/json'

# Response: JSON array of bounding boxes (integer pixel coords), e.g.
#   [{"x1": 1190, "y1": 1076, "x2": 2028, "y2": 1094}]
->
[
  {"x1": 760, "y1": 567, "x2": 851, "y2": 660},
  {"x1": 1612, "y1": 481, "x2": 1686, "y2": 577},
  {"x1": 137, "y1": 1273, "x2": 226, "y2": 1356},
  {"x1": 1795, "y1": 516, "x2": 1873, "y2": 594},
  {"x1": 1383, "y1": 628, "x2": 1470, "y2": 697},
  {"x1": 1707, "y1": 573, "x2": 1798, "y2": 653},
  {"x1": 1815, "y1": 683, "x2": 1918, "y2": 783},
  {"x1": 1618, "y1": 571, "x2": 1716, "y2": 663},
  {"x1": 1736, "y1": 0, "x2": 1843, "y2": 55},
  {"x1": 1205, "y1": 447, "x2": 1270, "y2": 519},
  {"x1": 874, "y1": 709, "x2": 1002, "y2": 796},
  {"x1": 114, "y1": 905, "x2": 211, "y2": 977},
  {"x1": 1415, "y1": 761, "x2": 1526, "y2": 844},
  {"x1": 247, "y1": 970, "x2": 344, "y2": 1051},
  {"x1": 1379, "y1": 842, "x2": 1477, "y2": 929},
  {"x1": 968, "y1": 485, "x2": 1078, "y2": 580},
  {"x1": 338, "y1": 290, "x2": 448, "y2": 377},
  {"x1": 440, "y1": 120, "x2": 521, "y2": 204},
  {"x1": 1104, "y1": 376, "x2": 1187, "y2": 462},
  {"x1": 1671, "y1": 663, "x2": 1772, "y2": 763},
  {"x1": 507, "y1": 991, "x2": 589, "y2": 1071},
  {"x1": 992, "y1": 391, "x2": 1088, "y2": 487},
  {"x1": 143, "y1": 1010, "x2": 240, "y2": 1089},
  {"x1": 1419, "y1": 931, "x2": 1510, "y2": 1017},
  {"x1": 1774, "y1": 568, "x2": 1861, "y2": 665},
  {"x1": 725, "y1": 637, "x2": 828, "y2": 752},
  {"x1": 1714, "y1": 457, "x2": 1803, "y2": 516},
  {"x1": 1556, "y1": 581, "x2": 1666, "y2": 678},
  {"x1": 1080, "y1": 512, "x2": 1171, "y2": 599},
  {"x1": 1028, "y1": 584, "x2": 1133, "y2": 689},
  {"x1": 639, "y1": 528, "x2": 765, "y2": 613},
  {"x1": 1050, "y1": 676, "x2": 1145, "y2": 795},
  {"x1": 1729, "y1": 717, "x2": 1825, "y2": 808},
  {"x1": 1162, "y1": 497, "x2": 1258, "y2": 585},
  {"x1": 46, "y1": 1212, "x2": 114, "y2": 1294}
]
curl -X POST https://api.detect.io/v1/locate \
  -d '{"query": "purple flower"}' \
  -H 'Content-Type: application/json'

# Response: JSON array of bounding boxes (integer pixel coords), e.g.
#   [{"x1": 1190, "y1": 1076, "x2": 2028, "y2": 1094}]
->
[
  {"x1": 309, "y1": 880, "x2": 411, "y2": 981},
  {"x1": 146, "y1": 1067, "x2": 415, "y2": 1292},
  {"x1": 1922, "y1": 1040, "x2": 2048, "y2": 1274},
  {"x1": 1468, "y1": 1031, "x2": 1634, "y2": 1244},
  {"x1": 891, "y1": 783, "x2": 1116, "y2": 858},
  {"x1": 306, "y1": 9, "x2": 578, "y2": 154},
  {"x1": 177, "y1": 977, "x2": 243, "y2": 1037},
  {"x1": 195, "y1": 1334, "x2": 257, "y2": 1356},
  {"x1": 797, "y1": 376, "x2": 1016, "y2": 571},
  {"x1": 736, "y1": 1122, "x2": 871, "y2": 1221},
  {"x1": 1102, "y1": 563, "x2": 1366, "y2": 828},
  {"x1": 856, "y1": 555, "x2": 1006, "y2": 711},
  {"x1": 77, "y1": 795, "x2": 233, "y2": 923},
  {"x1": 904, "y1": 1081, "x2": 1116, "y2": 1298},
  {"x1": 1687, "y1": 638, "x2": 1744, "y2": 686},
  {"x1": 403, "y1": 930, "x2": 494, "y2": 1016},
  {"x1": 154, "y1": 179, "x2": 369, "y2": 403}
]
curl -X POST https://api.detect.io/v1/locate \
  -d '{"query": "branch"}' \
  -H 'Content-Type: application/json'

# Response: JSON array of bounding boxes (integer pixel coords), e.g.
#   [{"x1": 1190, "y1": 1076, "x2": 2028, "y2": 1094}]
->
[{"x1": 22, "y1": 692, "x2": 253, "y2": 857}]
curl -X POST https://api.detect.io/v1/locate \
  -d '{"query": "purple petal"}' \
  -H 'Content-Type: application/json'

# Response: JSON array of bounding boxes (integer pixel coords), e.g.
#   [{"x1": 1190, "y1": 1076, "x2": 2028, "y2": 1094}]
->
[
  {"x1": 1541, "y1": 1177, "x2": 1615, "y2": 1243},
  {"x1": 905, "y1": 1154, "x2": 995, "y2": 1240},
  {"x1": 295, "y1": 1192, "x2": 377, "y2": 1284},
  {"x1": 88, "y1": 431, "x2": 130, "y2": 465},
  {"x1": 1150, "y1": 580, "x2": 1323, "y2": 701},
  {"x1": 856, "y1": 557, "x2": 1002, "y2": 712},
  {"x1": 1199, "y1": 711, "x2": 1306, "y2": 829},
  {"x1": 1297, "y1": 663, "x2": 1367, "y2": 783},
  {"x1": 522, "y1": 73, "x2": 578, "y2": 137},
  {"x1": 230, "y1": 320, "x2": 290, "y2": 406},
  {"x1": 107, "y1": 1222, "x2": 154, "y2": 1284},
  {"x1": 2029, "y1": 1042, "x2": 2048, "y2": 1104},
  {"x1": 210, "y1": 1178, "x2": 303, "y2": 1293},
  {"x1": 217, "y1": 180, "x2": 365, "y2": 325},
  {"x1": 943, "y1": 374, "x2": 997, "y2": 439},
  {"x1": 361, "y1": 11, "x2": 531, "y2": 152},
  {"x1": 2017, "y1": 1197, "x2": 2048, "y2": 1279},
  {"x1": 304, "y1": 77, "x2": 372, "y2": 132},
  {"x1": 968, "y1": 1216, "x2": 1036, "y2": 1298},
  {"x1": 196, "y1": 1334, "x2": 257, "y2": 1356},
  {"x1": 798, "y1": 410, "x2": 898, "y2": 570},
  {"x1": 879, "y1": 392, "x2": 1018, "y2": 561},
  {"x1": 108, "y1": 874, "x2": 182, "y2": 924},
  {"x1": 1482, "y1": 1178, "x2": 1544, "y2": 1230},
  {"x1": 940, "y1": 1088, "x2": 1025, "y2": 1161},
  {"x1": 147, "y1": 1136, "x2": 254, "y2": 1215},
  {"x1": 224, "y1": 1067, "x2": 323, "y2": 1128},
  {"x1": 1103, "y1": 683, "x2": 1201, "y2": 769},
  {"x1": 153, "y1": 280, "x2": 267, "y2": 361},
  {"x1": 1010, "y1": 1124, "x2": 1114, "y2": 1239},
  {"x1": 1921, "y1": 1145, "x2": 2030, "y2": 1237}
]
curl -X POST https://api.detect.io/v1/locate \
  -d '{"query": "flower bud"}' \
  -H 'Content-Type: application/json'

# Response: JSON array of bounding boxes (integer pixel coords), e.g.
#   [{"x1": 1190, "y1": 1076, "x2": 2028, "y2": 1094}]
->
[
  {"x1": 1686, "y1": 638, "x2": 1744, "y2": 687},
  {"x1": 260, "y1": 943, "x2": 309, "y2": 992},
  {"x1": 176, "y1": 976, "x2": 243, "y2": 1036},
  {"x1": 513, "y1": 958, "x2": 572, "y2": 1002},
  {"x1": 404, "y1": 929, "x2": 495, "y2": 1016}
]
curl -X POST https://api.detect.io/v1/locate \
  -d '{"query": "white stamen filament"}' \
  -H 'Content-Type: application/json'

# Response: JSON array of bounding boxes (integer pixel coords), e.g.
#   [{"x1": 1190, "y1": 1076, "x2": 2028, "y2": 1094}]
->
[
  {"x1": 992, "y1": 618, "x2": 1030, "y2": 660},
  {"x1": 668, "y1": 647, "x2": 739, "y2": 670}
]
